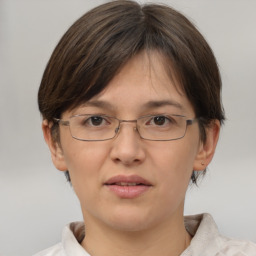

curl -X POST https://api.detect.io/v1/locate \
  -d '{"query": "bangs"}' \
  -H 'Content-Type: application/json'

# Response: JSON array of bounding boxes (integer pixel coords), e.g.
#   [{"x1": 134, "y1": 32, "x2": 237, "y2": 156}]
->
[{"x1": 39, "y1": 1, "x2": 224, "y2": 125}]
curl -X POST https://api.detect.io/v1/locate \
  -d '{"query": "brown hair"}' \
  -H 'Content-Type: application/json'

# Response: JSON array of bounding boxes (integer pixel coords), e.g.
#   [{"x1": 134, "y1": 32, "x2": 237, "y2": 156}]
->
[{"x1": 38, "y1": 0, "x2": 225, "y2": 183}]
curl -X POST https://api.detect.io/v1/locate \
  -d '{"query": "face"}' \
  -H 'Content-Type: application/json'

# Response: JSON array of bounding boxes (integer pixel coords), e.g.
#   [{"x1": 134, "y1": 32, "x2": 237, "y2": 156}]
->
[{"x1": 44, "y1": 51, "x2": 218, "y2": 232}]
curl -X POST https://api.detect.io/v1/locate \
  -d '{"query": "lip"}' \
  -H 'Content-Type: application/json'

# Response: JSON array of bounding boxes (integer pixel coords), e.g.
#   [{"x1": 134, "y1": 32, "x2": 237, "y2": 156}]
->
[{"x1": 104, "y1": 175, "x2": 152, "y2": 199}]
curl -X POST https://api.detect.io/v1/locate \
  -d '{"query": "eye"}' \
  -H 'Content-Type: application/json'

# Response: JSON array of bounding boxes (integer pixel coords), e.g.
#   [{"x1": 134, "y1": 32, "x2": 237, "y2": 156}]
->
[
  {"x1": 146, "y1": 115, "x2": 172, "y2": 126},
  {"x1": 81, "y1": 115, "x2": 111, "y2": 127},
  {"x1": 89, "y1": 116, "x2": 104, "y2": 126},
  {"x1": 153, "y1": 116, "x2": 168, "y2": 126}
]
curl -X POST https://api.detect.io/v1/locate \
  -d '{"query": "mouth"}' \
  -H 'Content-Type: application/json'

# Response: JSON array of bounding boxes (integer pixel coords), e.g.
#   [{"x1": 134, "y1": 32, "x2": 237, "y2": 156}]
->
[
  {"x1": 104, "y1": 175, "x2": 152, "y2": 186},
  {"x1": 113, "y1": 182, "x2": 146, "y2": 186},
  {"x1": 104, "y1": 175, "x2": 152, "y2": 199}
]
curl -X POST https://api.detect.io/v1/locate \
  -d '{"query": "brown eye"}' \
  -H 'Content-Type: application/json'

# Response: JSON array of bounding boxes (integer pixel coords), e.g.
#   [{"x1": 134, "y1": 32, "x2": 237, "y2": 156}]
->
[
  {"x1": 81, "y1": 116, "x2": 108, "y2": 127},
  {"x1": 90, "y1": 116, "x2": 104, "y2": 126},
  {"x1": 153, "y1": 116, "x2": 167, "y2": 126}
]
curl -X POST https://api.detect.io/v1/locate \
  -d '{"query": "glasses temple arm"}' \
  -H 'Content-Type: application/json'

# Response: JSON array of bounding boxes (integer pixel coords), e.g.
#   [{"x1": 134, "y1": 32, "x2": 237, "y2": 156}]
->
[{"x1": 53, "y1": 118, "x2": 70, "y2": 126}]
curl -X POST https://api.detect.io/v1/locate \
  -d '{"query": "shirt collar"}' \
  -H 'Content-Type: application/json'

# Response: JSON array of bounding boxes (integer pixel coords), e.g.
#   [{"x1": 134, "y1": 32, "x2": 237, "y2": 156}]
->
[
  {"x1": 62, "y1": 213, "x2": 222, "y2": 256},
  {"x1": 182, "y1": 213, "x2": 222, "y2": 256}
]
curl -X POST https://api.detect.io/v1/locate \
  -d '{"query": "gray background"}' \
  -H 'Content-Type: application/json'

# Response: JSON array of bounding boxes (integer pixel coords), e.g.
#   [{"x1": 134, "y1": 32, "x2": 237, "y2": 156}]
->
[{"x1": 0, "y1": 0, "x2": 255, "y2": 255}]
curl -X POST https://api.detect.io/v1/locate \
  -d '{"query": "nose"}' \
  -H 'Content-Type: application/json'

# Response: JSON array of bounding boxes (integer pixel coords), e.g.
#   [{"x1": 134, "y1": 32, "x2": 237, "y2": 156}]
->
[{"x1": 110, "y1": 122, "x2": 146, "y2": 166}]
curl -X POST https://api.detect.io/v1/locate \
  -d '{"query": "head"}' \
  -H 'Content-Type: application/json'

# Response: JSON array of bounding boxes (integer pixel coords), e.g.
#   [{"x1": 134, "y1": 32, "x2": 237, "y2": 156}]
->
[
  {"x1": 39, "y1": 0, "x2": 224, "y2": 184},
  {"x1": 39, "y1": 0, "x2": 224, "y2": 231}
]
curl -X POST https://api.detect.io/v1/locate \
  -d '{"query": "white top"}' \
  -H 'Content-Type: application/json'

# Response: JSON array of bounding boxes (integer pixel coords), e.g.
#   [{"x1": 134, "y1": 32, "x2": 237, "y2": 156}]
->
[{"x1": 34, "y1": 213, "x2": 256, "y2": 256}]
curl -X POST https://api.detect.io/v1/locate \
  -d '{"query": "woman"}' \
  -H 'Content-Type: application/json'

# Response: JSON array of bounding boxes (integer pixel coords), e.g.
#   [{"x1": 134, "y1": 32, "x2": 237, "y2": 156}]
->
[{"x1": 35, "y1": 1, "x2": 256, "y2": 255}]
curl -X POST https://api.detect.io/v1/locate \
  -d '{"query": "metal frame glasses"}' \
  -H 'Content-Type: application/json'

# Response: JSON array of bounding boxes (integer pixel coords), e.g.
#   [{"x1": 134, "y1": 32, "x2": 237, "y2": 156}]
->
[{"x1": 54, "y1": 114, "x2": 197, "y2": 142}]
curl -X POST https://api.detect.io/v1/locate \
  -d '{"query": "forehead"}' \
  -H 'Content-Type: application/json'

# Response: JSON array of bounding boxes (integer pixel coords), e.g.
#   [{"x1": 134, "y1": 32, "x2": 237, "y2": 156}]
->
[{"x1": 70, "y1": 51, "x2": 195, "y2": 117}]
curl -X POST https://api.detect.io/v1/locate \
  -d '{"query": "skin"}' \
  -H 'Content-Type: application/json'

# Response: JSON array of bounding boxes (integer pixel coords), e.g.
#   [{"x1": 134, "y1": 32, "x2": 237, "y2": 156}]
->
[{"x1": 43, "y1": 51, "x2": 220, "y2": 256}]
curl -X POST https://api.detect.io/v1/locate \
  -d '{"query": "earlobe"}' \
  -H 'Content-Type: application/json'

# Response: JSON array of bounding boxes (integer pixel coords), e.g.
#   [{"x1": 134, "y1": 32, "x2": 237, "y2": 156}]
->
[
  {"x1": 42, "y1": 120, "x2": 68, "y2": 171},
  {"x1": 193, "y1": 120, "x2": 220, "y2": 171}
]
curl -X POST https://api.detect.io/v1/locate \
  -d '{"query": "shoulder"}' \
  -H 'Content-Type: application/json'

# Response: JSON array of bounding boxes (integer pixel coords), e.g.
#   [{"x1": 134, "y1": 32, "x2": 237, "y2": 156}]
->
[
  {"x1": 33, "y1": 243, "x2": 64, "y2": 256},
  {"x1": 183, "y1": 213, "x2": 256, "y2": 256},
  {"x1": 216, "y1": 236, "x2": 256, "y2": 256},
  {"x1": 33, "y1": 221, "x2": 87, "y2": 256}
]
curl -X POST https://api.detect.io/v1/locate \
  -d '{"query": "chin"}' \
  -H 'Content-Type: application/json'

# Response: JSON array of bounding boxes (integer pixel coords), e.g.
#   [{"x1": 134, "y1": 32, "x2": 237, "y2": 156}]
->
[
  {"x1": 109, "y1": 219, "x2": 151, "y2": 232},
  {"x1": 103, "y1": 207, "x2": 158, "y2": 232}
]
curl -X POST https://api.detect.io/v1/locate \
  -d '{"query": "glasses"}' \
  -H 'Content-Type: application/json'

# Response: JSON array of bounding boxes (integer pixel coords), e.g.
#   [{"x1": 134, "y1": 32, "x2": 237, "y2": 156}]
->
[{"x1": 54, "y1": 114, "x2": 197, "y2": 141}]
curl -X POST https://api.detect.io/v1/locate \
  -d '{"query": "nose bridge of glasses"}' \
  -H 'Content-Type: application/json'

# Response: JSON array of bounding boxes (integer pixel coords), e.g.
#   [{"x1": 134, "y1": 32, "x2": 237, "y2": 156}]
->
[{"x1": 115, "y1": 119, "x2": 138, "y2": 134}]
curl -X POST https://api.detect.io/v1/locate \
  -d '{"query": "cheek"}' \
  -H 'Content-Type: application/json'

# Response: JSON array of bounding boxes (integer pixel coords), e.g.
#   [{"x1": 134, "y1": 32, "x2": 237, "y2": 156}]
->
[
  {"x1": 151, "y1": 140, "x2": 198, "y2": 170},
  {"x1": 62, "y1": 138, "x2": 109, "y2": 169},
  {"x1": 149, "y1": 140, "x2": 199, "y2": 189},
  {"x1": 61, "y1": 141, "x2": 110, "y2": 193}
]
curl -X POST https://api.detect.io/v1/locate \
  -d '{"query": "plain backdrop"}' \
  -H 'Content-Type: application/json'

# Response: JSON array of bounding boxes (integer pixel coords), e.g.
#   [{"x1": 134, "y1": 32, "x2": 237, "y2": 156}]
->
[{"x1": 0, "y1": 0, "x2": 255, "y2": 255}]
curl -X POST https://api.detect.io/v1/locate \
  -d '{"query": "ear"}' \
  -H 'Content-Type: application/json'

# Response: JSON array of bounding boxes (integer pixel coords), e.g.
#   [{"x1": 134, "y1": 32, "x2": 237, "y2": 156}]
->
[
  {"x1": 193, "y1": 120, "x2": 220, "y2": 171},
  {"x1": 42, "y1": 120, "x2": 68, "y2": 172}
]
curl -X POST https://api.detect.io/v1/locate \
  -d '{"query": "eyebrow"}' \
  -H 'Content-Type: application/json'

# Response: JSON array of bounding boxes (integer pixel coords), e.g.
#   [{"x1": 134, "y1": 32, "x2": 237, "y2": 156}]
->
[
  {"x1": 82, "y1": 99, "x2": 183, "y2": 111},
  {"x1": 81, "y1": 100, "x2": 116, "y2": 110},
  {"x1": 142, "y1": 100, "x2": 184, "y2": 110}
]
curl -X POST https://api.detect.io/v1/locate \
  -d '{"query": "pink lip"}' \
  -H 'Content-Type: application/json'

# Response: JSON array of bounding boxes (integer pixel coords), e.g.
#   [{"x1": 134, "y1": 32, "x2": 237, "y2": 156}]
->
[{"x1": 104, "y1": 175, "x2": 152, "y2": 199}]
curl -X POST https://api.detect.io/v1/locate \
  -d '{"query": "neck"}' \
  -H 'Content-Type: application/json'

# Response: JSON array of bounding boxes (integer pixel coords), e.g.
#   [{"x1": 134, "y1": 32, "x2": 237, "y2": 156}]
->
[{"x1": 81, "y1": 213, "x2": 191, "y2": 256}]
